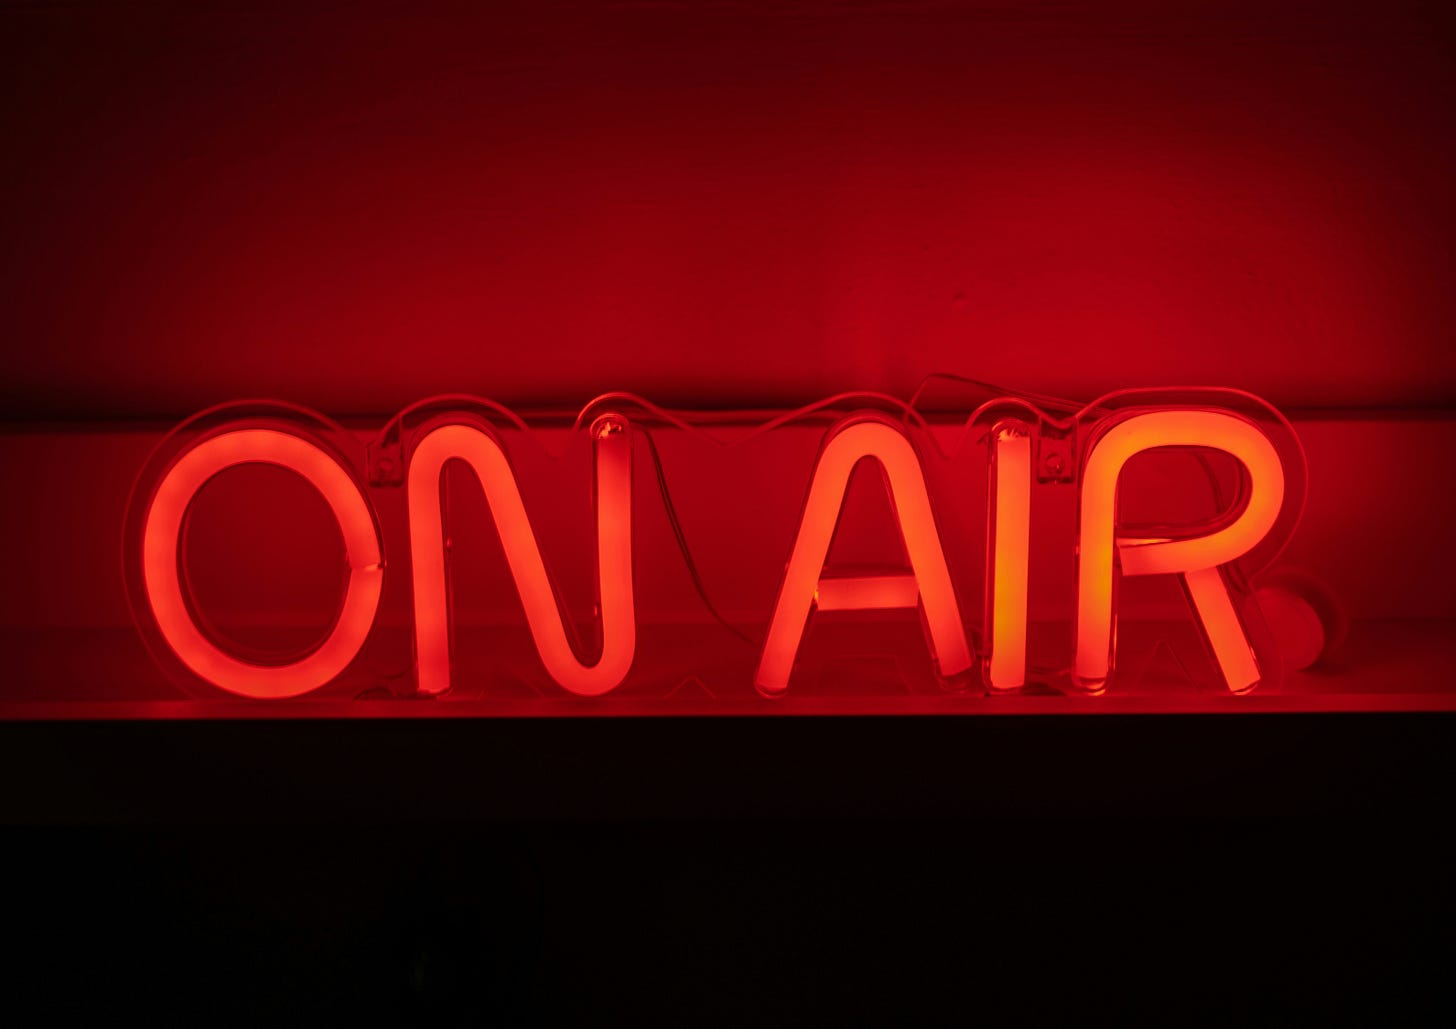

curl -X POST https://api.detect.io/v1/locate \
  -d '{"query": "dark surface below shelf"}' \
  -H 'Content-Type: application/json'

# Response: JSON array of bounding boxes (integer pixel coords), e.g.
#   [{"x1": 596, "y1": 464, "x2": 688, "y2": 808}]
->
[
  {"x1": 5, "y1": 636, "x2": 1454, "y2": 1021},
  {"x1": 5, "y1": 817, "x2": 1455, "y2": 1023},
  {"x1": 5, "y1": 711, "x2": 1455, "y2": 1021},
  {"x1": 2, "y1": 709, "x2": 1454, "y2": 821}
]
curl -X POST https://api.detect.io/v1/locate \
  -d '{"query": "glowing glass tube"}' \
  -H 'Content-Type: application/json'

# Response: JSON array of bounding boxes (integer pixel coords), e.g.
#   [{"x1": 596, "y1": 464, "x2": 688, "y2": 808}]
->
[
  {"x1": 756, "y1": 417, "x2": 972, "y2": 696},
  {"x1": 407, "y1": 415, "x2": 636, "y2": 697}
]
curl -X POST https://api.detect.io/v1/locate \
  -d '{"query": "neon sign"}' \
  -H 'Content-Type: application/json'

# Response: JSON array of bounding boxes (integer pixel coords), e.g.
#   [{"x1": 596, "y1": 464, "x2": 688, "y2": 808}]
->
[{"x1": 123, "y1": 387, "x2": 1306, "y2": 704}]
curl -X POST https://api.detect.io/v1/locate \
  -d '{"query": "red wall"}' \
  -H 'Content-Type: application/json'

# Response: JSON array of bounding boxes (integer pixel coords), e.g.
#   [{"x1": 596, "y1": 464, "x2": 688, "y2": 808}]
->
[{"x1": 2, "y1": 1, "x2": 1454, "y2": 418}]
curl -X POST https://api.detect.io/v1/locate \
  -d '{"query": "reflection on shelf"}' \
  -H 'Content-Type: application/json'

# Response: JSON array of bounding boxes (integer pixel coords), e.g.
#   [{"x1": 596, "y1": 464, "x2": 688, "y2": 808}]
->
[{"x1": 1, "y1": 618, "x2": 1453, "y2": 718}]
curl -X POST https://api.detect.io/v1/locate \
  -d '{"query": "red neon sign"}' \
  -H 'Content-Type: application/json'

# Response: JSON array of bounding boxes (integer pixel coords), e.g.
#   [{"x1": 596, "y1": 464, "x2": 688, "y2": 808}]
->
[{"x1": 123, "y1": 388, "x2": 1306, "y2": 704}]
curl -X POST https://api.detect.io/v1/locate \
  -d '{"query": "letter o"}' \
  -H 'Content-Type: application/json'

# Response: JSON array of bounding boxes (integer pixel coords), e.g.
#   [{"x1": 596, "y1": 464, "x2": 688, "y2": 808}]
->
[{"x1": 141, "y1": 429, "x2": 383, "y2": 699}]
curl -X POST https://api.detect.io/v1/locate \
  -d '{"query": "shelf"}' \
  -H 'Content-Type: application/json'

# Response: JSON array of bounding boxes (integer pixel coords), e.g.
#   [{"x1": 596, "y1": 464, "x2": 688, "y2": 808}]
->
[{"x1": 1, "y1": 619, "x2": 1453, "y2": 718}]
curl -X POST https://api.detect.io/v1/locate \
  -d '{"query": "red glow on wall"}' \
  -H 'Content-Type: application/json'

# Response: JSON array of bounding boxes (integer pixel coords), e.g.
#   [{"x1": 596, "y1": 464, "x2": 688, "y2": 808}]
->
[{"x1": 4, "y1": 4, "x2": 1456, "y2": 422}]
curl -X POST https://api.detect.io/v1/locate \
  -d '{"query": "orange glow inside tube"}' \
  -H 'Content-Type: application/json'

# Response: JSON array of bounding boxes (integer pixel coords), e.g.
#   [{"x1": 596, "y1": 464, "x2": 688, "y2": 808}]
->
[
  {"x1": 141, "y1": 428, "x2": 383, "y2": 699},
  {"x1": 985, "y1": 422, "x2": 1032, "y2": 691},
  {"x1": 755, "y1": 419, "x2": 972, "y2": 696},
  {"x1": 407, "y1": 417, "x2": 635, "y2": 697},
  {"x1": 1074, "y1": 410, "x2": 1285, "y2": 694}
]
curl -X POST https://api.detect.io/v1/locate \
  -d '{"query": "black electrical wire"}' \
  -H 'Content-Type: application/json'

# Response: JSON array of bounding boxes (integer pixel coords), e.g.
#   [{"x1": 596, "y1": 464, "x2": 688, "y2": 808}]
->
[{"x1": 638, "y1": 425, "x2": 758, "y2": 648}]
